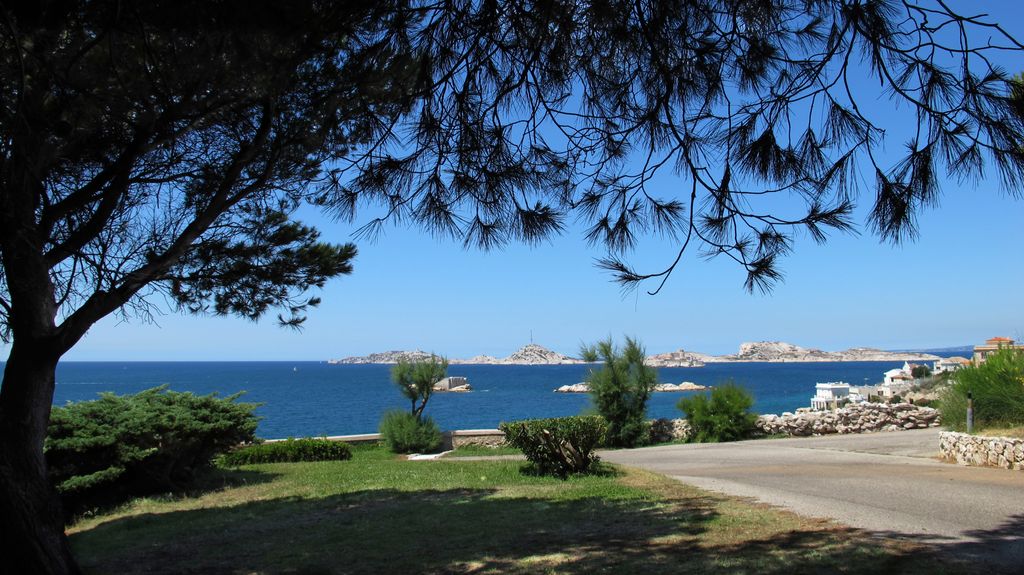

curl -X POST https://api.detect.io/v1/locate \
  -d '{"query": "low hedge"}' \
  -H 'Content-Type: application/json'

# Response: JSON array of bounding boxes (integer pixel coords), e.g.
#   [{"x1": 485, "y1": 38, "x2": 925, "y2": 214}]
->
[
  {"x1": 500, "y1": 415, "x2": 607, "y2": 477},
  {"x1": 220, "y1": 438, "x2": 352, "y2": 465}
]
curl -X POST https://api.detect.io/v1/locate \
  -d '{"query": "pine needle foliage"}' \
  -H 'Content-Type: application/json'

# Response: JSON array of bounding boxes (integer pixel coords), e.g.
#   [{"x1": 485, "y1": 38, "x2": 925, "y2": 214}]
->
[
  {"x1": 582, "y1": 337, "x2": 657, "y2": 447},
  {"x1": 678, "y1": 383, "x2": 758, "y2": 443},
  {"x1": 390, "y1": 355, "x2": 448, "y2": 420},
  {"x1": 379, "y1": 410, "x2": 443, "y2": 454},
  {"x1": 940, "y1": 349, "x2": 1024, "y2": 432},
  {"x1": 45, "y1": 386, "x2": 258, "y2": 517}
]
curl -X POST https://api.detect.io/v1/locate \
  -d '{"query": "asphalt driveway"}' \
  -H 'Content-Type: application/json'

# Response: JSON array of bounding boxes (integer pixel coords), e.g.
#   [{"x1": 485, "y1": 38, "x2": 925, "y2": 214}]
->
[{"x1": 603, "y1": 428, "x2": 1024, "y2": 571}]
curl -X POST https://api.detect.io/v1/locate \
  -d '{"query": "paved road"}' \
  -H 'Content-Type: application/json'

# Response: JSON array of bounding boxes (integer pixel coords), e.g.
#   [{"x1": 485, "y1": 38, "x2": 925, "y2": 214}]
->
[{"x1": 603, "y1": 429, "x2": 1024, "y2": 571}]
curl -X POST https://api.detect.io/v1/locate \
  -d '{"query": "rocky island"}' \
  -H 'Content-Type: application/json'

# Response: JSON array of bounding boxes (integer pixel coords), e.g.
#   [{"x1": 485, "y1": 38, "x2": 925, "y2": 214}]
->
[
  {"x1": 700, "y1": 341, "x2": 940, "y2": 363},
  {"x1": 328, "y1": 344, "x2": 585, "y2": 365},
  {"x1": 456, "y1": 344, "x2": 585, "y2": 365},
  {"x1": 329, "y1": 341, "x2": 941, "y2": 365},
  {"x1": 644, "y1": 349, "x2": 708, "y2": 367}
]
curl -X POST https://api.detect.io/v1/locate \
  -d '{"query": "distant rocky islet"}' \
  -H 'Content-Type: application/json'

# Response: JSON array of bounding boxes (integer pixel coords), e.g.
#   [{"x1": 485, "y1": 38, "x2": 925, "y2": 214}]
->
[
  {"x1": 327, "y1": 341, "x2": 941, "y2": 366},
  {"x1": 554, "y1": 381, "x2": 708, "y2": 393}
]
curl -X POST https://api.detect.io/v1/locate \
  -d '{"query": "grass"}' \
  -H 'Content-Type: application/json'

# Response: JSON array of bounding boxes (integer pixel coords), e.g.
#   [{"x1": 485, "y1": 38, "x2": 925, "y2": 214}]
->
[
  {"x1": 976, "y1": 426, "x2": 1024, "y2": 438},
  {"x1": 69, "y1": 445, "x2": 967, "y2": 575}
]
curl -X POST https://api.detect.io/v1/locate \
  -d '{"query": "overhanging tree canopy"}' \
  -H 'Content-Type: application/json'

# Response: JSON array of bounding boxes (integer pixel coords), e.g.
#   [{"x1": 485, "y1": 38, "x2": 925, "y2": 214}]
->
[
  {"x1": 2, "y1": 1, "x2": 1023, "y2": 573},
  {"x1": 323, "y1": 0, "x2": 1024, "y2": 293}
]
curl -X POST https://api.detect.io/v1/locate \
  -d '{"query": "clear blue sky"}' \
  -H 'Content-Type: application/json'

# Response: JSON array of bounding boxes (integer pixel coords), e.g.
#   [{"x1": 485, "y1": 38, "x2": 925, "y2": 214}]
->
[{"x1": 6, "y1": 2, "x2": 1024, "y2": 362}]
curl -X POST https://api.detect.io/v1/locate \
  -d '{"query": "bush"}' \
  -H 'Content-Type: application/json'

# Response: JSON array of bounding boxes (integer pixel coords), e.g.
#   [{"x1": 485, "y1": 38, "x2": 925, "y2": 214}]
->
[
  {"x1": 45, "y1": 386, "x2": 258, "y2": 516},
  {"x1": 940, "y1": 349, "x2": 1024, "y2": 432},
  {"x1": 220, "y1": 438, "x2": 352, "y2": 465},
  {"x1": 379, "y1": 410, "x2": 442, "y2": 453},
  {"x1": 500, "y1": 416, "x2": 607, "y2": 477},
  {"x1": 677, "y1": 383, "x2": 757, "y2": 443},
  {"x1": 581, "y1": 337, "x2": 657, "y2": 447}
]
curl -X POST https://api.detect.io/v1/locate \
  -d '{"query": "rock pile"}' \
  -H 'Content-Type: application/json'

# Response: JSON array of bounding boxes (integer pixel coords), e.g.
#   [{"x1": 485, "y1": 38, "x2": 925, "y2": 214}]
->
[
  {"x1": 755, "y1": 402, "x2": 941, "y2": 436},
  {"x1": 939, "y1": 432, "x2": 1024, "y2": 470},
  {"x1": 649, "y1": 418, "x2": 692, "y2": 443}
]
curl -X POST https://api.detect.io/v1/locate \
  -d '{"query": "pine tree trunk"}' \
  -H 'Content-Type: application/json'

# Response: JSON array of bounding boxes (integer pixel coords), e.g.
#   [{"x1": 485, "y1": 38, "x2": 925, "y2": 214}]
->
[{"x1": 0, "y1": 343, "x2": 81, "y2": 574}]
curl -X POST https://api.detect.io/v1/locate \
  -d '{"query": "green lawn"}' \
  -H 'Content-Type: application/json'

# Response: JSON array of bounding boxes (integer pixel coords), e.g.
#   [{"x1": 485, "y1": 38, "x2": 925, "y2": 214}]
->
[
  {"x1": 443, "y1": 444, "x2": 523, "y2": 458},
  {"x1": 69, "y1": 445, "x2": 963, "y2": 574}
]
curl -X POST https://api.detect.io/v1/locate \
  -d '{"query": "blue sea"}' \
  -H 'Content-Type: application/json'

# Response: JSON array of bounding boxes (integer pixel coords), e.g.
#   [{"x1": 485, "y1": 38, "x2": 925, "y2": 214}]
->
[{"x1": 44, "y1": 360, "x2": 934, "y2": 439}]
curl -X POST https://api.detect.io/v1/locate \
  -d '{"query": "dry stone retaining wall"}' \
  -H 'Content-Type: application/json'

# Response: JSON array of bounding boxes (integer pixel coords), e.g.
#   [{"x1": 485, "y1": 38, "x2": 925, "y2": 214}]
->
[
  {"x1": 939, "y1": 431, "x2": 1024, "y2": 471},
  {"x1": 443, "y1": 429, "x2": 507, "y2": 449},
  {"x1": 756, "y1": 403, "x2": 941, "y2": 436},
  {"x1": 652, "y1": 402, "x2": 940, "y2": 442}
]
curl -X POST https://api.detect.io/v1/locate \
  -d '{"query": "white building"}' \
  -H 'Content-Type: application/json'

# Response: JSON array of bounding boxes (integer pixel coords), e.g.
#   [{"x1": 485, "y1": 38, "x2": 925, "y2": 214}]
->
[
  {"x1": 883, "y1": 368, "x2": 914, "y2": 386},
  {"x1": 810, "y1": 381, "x2": 851, "y2": 411},
  {"x1": 933, "y1": 356, "x2": 970, "y2": 374}
]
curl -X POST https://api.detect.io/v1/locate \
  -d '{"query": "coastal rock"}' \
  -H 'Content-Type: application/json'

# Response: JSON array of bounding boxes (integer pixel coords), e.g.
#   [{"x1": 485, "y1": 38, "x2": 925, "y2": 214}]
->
[
  {"x1": 557, "y1": 382, "x2": 707, "y2": 393},
  {"x1": 433, "y1": 377, "x2": 472, "y2": 392},
  {"x1": 653, "y1": 382, "x2": 707, "y2": 392},
  {"x1": 554, "y1": 383, "x2": 590, "y2": 393}
]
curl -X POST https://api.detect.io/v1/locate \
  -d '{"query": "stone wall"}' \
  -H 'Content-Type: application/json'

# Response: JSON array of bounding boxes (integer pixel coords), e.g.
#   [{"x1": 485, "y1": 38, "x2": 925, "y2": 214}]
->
[
  {"x1": 649, "y1": 418, "x2": 692, "y2": 442},
  {"x1": 652, "y1": 402, "x2": 940, "y2": 442},
  {"x1": 442, "y1": 429, "x2": 507, "y2": 450},
  {"x1": 939, "y1": 431, "x2": 1024, "y2": 470},
  {"x1": 755, "y1": 402, "x2": 940, "y2": 436}
]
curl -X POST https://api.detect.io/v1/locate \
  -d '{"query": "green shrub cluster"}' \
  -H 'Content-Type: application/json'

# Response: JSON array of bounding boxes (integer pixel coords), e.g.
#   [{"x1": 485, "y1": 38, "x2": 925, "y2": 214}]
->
[
  {"x1": 940, "y1": 349, "x2": 1024, "y2": 432},
  {"x1": 677, "y1": 383, "x2": 757, "y2": 443},
  {"x1": 582, "y1": 337, "x2": 657, "y2": 447},
  {"x1": 500, "y1": 415, "x2": 607, "y2": 477},
  {"x1": 379, "y1": 410, "x2": 442, "y2": 453},
  {"x1": 46, "y1": 386, "x2": 258, "y2": 516},
  {"x1": 220, "y1": 438, "x2": 352, "y2": 465}
]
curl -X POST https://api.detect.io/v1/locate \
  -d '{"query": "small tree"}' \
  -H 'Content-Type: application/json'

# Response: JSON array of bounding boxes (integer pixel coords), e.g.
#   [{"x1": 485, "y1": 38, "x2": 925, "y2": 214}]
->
[
  {"x1": 911, "y1": 365, "x2": 932, "y2": 379},
  {"x1": 390, "y1": 355, "x2": 448, "y2": 421},
  {"x1": 581, "y1": 337, "x2": 657, "y2": 447}
]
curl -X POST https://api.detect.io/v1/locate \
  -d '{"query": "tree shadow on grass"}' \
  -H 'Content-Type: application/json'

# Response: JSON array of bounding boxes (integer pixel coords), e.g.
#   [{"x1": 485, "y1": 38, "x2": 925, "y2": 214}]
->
[
  {"x1": 66, "y1": 466, "x2": 280, "y2": 526},
  {"x1": 68, "y1": 480, "x2": 1019, "y2": 575},
  {"x1": 70, "y1": 486, "x2": 713, "y2": 574}
]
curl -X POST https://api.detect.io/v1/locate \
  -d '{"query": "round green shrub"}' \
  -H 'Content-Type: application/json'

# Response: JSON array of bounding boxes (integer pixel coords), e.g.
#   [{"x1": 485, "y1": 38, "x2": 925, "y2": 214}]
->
[
  {"x1": 379, "y1": 410, "x2": 442, "y2": 454},
  {"x1": 677, "y1": 383, "x2": 757, "y2": 443},
  {"x1": 500, "y1": 415, "x2": 607, "y2": 477},
  {"x1": 220, "y1": 438, "x2": 352, "y2": 465}
]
